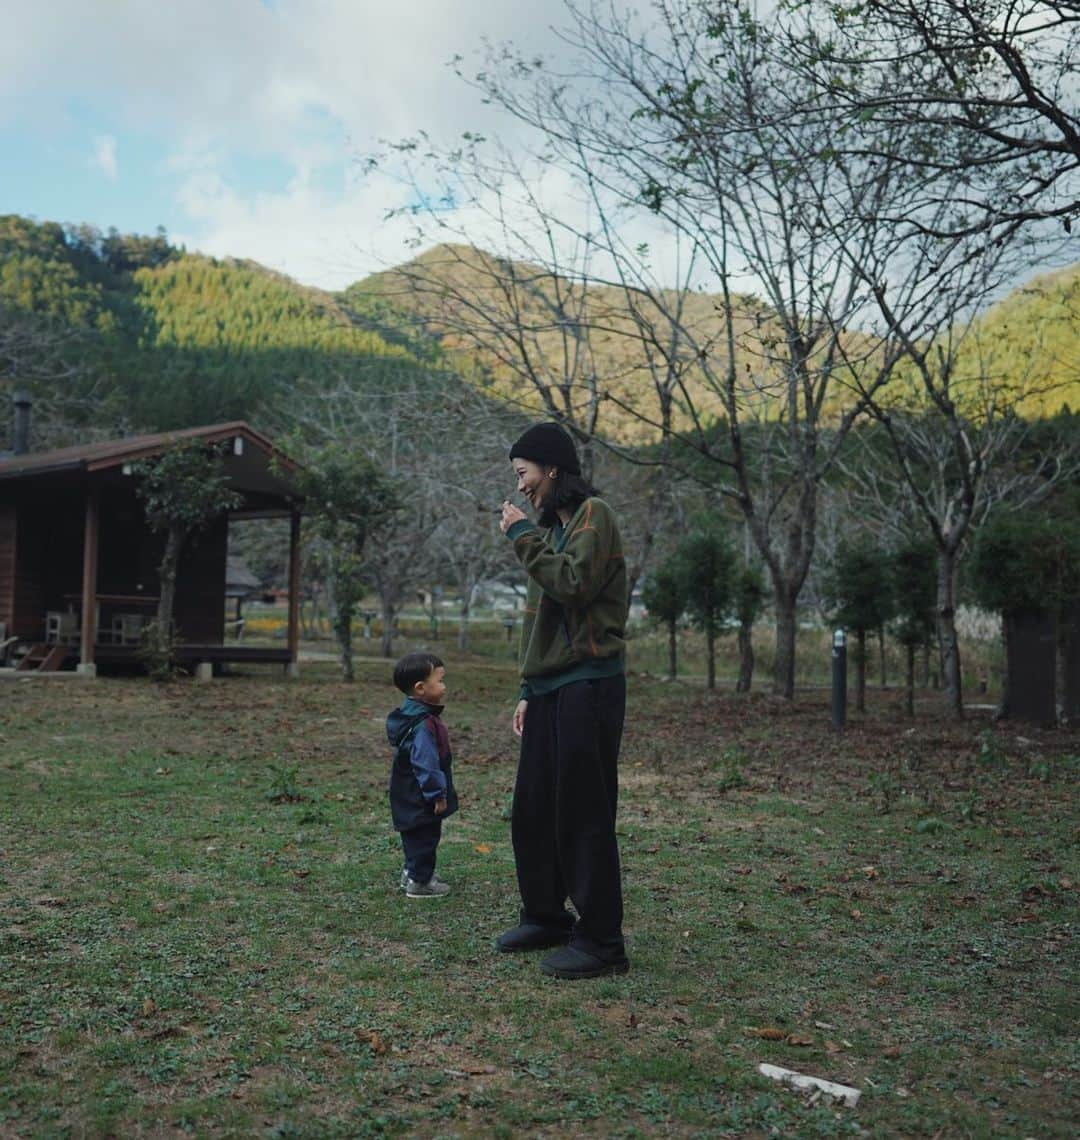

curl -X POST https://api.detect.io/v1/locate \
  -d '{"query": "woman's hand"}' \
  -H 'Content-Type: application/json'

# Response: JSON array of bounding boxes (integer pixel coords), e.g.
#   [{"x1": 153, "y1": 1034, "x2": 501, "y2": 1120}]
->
[
  {"x1": 500, "y1": 499, "x2": 527, "y2": 534},
  {"x1": 512, "y1": 699, "x2": 528, "y2": 737}
]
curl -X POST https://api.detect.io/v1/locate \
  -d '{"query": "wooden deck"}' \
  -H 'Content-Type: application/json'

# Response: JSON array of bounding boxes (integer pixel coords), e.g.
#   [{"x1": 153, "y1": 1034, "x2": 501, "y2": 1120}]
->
[{"x1": 8, "y1": 642, "x2": 293, "y2": 673}]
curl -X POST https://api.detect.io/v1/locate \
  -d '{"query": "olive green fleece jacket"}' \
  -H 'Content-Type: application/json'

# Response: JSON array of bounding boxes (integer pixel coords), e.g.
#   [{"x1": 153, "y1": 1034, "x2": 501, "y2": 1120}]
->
[{"x1": 505, "y1": 497, "x2": 628, "y2": 689}]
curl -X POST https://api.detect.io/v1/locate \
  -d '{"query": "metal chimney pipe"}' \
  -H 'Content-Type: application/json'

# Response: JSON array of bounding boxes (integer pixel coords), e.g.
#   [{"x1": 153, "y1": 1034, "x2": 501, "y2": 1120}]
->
[{"x1": 13, "y1": 391, "x2": 31, "y2": 455}]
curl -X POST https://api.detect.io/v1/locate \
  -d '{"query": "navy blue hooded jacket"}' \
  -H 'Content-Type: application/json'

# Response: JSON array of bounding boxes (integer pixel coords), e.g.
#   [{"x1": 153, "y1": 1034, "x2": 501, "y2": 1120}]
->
[{"x1": 385, "y1": 697, "x2": 459, "y2": 832}]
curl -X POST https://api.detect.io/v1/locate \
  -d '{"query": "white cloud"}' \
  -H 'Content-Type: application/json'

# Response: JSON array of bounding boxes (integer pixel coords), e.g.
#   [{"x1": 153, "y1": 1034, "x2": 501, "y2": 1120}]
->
[
  {"x1": 91, "y1": 135, "x2": 118, "y2": 181},
  {"x1": 4, "y1": 0, "x2": 637, "y2": 289}
]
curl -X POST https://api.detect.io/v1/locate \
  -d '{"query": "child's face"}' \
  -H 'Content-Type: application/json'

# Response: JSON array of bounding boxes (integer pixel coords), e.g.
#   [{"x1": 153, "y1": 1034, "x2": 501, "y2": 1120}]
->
[{"x1": 413, "y1": 665, "x2": 447, "y2": 706}]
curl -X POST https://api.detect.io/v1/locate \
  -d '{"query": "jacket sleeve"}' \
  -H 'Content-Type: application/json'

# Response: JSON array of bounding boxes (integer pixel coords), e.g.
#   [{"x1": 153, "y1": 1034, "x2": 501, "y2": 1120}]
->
[
  {"x1": 409, "y1": 723, "x2": 448, "y2": 802},
  {"x1": 507, "y1": 500, "x2": 619, "y2": 608}
]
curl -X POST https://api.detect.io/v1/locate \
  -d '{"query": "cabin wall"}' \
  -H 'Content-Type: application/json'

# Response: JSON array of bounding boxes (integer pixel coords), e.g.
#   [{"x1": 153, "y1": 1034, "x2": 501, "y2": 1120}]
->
[
  {"x1": 98, "y1": 486, "x2": 164, "y2": 596},
  {"x1": 0, "y1": 504, "x2": 14, "y2": 629},
  {"x1": 173, "y1": 515, "x2": 227, "y2": 644},
  {"x1": 0, "y1": 486, "x2": 84, "y2": 640}
]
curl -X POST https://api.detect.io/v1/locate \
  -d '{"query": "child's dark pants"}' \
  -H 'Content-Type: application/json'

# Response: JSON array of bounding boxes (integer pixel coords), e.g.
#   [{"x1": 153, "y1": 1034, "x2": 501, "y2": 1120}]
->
[
  {"x1": 401, "y1": 819, "x2": 442, "y2": 884},
  {"x1": 512, "y1": 673, "x2": 626, "y2": 959}
]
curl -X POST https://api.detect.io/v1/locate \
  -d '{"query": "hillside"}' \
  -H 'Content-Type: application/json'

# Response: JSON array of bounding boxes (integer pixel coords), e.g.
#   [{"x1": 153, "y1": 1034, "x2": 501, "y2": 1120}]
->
[
  {"x1": 967, "y1": 263, "x2": 1080, "y2": 419},
  {"x1": 2, "y1": 215, "x2": 1077, "y2": 451},
  {"x1": 0, "y1": 215, "x2": 431, "y2": 444},
  {"x1": 354, "y1": 243, "x2": 1080, "y2": 441},
  {"x1": 354, "y1": 243, "x2": 794, "y2": 444}
]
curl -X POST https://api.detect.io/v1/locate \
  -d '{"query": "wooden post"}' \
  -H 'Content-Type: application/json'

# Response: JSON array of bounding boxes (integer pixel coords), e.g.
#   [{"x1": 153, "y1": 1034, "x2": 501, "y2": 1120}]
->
[
  {"x1": 286, "y1": 508, "x2": 301, "y2": 676},
  {"x1": 79, "y1": 485, "x2": 100, "y2": 675}
]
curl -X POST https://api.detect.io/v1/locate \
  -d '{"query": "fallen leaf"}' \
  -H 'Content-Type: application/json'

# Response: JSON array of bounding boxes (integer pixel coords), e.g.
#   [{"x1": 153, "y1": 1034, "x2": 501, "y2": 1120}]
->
[
  {"x1": 871, "y1": 974, "x2": 889, "y2": 986},
  {"x1": 155, "y1": 767, "x2": 171, "y2": 776},
  {"x1": 785, "y1": 1034, "x2": 814, "y2": 1047},
  {"x1": 445, "y1": 1064, "x2": 497, "y2": 1077},
  {"x1": 744, "y1": 1026, "x2": 787, "y2": 1040},
  {"x1": 474, "y1": 843, "x2": 493, "y2": 854},
  {"x1": 849, "y1": 909, "x2": 862, "y2": 920},
  {"x1": 628, "y1": 1012, "x2": 639, "y2": 1029},
  {"x1": 814, "y1": 1021, "x2": 834, "y2": 1030},
  {"x1": 825, "y1": 1040, "x2": 843, "y2": 1053},
  {"x1": 358, "y1": 1030, "x2": 386, "y2": 1055},
  {"x1": 882, "y1": 1044, "x2": 902, "y2": 1057},
  {"x1": 861, "y1": 866, "x2": 879, "y2": 878},
  {"x1": 141, "y1": 998, "x2": 156, "y2": 1017},
  {"x1": 293, "y1": 869, "x2": 311, "y2": 878}
]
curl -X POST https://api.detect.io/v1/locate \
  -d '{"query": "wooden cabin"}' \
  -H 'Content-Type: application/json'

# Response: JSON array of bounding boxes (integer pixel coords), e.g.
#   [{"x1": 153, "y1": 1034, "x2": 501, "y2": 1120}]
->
[{"x1": 0, "y1": 421, "x2": 302, "y2": 676}]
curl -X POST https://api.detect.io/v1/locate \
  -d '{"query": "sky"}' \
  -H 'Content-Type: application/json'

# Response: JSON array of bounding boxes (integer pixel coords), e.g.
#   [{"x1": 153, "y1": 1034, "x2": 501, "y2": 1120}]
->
[{"x1": 1, "y1": 1, "x2": 579, "y2": 290}]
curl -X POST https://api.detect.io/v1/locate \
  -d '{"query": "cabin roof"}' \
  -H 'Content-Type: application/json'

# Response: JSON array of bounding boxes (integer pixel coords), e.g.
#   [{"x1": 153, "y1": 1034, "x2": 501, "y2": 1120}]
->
[{"x1": 0, "y1": 421, "x2": 297, "y2": 481}]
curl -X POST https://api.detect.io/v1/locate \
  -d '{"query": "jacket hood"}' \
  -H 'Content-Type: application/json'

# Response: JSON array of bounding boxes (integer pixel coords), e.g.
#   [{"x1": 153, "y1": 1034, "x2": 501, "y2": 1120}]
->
[{"x1": 386, "y1": 697, "x2": 442, "y2": 747}]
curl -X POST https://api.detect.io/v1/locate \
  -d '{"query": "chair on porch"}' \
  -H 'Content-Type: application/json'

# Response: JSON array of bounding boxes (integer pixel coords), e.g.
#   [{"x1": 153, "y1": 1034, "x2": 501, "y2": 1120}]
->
[
  {"x1": 44, "y1": 611, "x2": 80, "y2": 645},
  {"x1": 111, "y1": 612, "x2": 146, "y2": 646},
  {"x1": 0, "y1": 622, "x2": 18, "y2": 665}
]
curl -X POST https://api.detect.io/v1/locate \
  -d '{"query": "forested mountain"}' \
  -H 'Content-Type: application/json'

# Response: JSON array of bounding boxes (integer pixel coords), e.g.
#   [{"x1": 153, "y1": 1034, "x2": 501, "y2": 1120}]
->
[
  {"x1": 2, "y1": 213, "x2": 1077, "y2": 452},
  {"x1": 0, "y1": 215, "x2": 431, "y2": 447},
  {"x1": 357, "y1": 243, "x2": 1080, "y2": 436}
]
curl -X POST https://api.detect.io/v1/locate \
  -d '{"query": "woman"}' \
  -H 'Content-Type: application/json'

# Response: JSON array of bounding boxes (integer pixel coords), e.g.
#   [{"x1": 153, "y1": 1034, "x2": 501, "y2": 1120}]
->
[{"x1": 497, "y1": 421, "x2": 630, "y2": 979}]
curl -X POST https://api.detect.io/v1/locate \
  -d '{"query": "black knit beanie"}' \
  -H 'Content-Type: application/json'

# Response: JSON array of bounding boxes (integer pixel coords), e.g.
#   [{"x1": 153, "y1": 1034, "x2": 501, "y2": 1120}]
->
[{"x1": 508, "y1": 422, "x2": 581, "y2": 475}]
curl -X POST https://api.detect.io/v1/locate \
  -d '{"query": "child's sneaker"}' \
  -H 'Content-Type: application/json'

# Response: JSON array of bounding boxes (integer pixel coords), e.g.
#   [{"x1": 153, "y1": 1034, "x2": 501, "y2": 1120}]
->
[{"x1": 405, "y1": 875, "x2": 450, "y2": 898}]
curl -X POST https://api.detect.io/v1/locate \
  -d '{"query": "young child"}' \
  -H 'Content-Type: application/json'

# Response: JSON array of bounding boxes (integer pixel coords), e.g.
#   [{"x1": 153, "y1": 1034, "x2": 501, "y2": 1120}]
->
[{"x1": 385, "y1": 652, "x2": 459, "y2": 898}]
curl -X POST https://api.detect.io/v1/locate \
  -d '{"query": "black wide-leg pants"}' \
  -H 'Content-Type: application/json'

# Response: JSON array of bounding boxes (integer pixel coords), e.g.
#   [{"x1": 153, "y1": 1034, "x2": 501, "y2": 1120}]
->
[{"x1": 512, "y1": 673, "x2": 626, "y2": 958}]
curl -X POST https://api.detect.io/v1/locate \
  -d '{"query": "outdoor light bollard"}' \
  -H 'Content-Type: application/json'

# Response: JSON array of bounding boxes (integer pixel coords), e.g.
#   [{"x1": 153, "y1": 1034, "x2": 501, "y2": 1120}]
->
[
  {"x1": 362, "y1": 610, "x2": 376, "y2": 639},
  {"x1": 831, "y1": 628, "x2": 847, "y2": 730}
]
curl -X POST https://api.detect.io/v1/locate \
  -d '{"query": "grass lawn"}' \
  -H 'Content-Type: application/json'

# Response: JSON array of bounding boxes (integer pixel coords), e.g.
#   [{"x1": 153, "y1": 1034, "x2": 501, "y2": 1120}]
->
[{"x1": 1, "y1": 659, "x2": 1076, "y2": 1138}]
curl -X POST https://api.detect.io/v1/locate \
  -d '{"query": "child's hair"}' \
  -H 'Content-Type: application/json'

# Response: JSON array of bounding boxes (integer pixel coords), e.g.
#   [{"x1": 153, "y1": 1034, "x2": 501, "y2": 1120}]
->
[{"x1": 393, "y1": 651, "x2": 445, "y2": 695}]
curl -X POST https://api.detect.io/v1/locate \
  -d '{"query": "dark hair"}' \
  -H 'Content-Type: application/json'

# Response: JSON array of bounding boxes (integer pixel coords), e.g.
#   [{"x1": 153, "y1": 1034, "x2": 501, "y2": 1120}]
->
[
  {"x1": 538, "y1": 472, "x2": 600, "y2": 527},
  {"x1": 393, "y1": 651, "x2": 444, "y2": 695}
]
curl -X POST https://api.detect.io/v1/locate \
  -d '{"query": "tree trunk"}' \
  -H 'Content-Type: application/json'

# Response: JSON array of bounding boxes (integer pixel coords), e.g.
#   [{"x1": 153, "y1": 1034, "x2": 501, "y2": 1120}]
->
[
  {"x1": 1055, "y1": 615, "x2": 1068, "y2": 728},
  {"x1": 706, "y1": 625, "x2": 716, "y2": 690},
  {"x1": 878, "y1": 627, "x2": 887, "y2": 688},
  {"x1": 997, "y1": 612, "x2": 1014, "y2": 720},
  {"x1": 937, "y1": 551, "x2": 964, "y2": 717},
  {"x1": 856, "y1": 627, "x2": 867, "y2": 713},
  {"x1": 458, "y1": 597, "x2": 471, "y2": 653},
  {"x1": 149, "y1": 522, "x2": 185, "y2": 665},
  {"x1": 335, "y1": 609, "x2": 355, "y2": 682},
  {"x1": 737, "y1": 619, "x2": 754, "y2": 693},
  {"x1": 155, "y1": 524, "x2": 182, "y2": 633},
  {"x1": 905, "y1": 643, "x2": 915, "y2": 717},
  {"x1": 667, "y1": 619, "x2": 678, "y2": 679},
  {"x1": 380, "y1": 600, "x2": 397, "y2": 658},
  {"x1": 773, "y1": 590, "x2": 797, "y2": 699}
]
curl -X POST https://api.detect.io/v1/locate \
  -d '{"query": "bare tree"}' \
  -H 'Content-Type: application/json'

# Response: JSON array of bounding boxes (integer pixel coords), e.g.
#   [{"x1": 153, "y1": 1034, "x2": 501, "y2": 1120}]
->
[
  {"x1": 459, "y1": 0, "x2": 1068, "y2": 705},
  {"x1": 0, "y1": 303, "x2": 113, "y2": 449},
  {"x1": 780, "y1": 0, "x2": 1080, "y2": 239},
  {"x1": 461, "y1": 0, "x2": 946, "y2": 697},
  {"x1": 281, "y1": 357, "x2": 521, "y2": 657},
  {"x1": 359, "y1": 138, "x2": 702, "y2": 594}
]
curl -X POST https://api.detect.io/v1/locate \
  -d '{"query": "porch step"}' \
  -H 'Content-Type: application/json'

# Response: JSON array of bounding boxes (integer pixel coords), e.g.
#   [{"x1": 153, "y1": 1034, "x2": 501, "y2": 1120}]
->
[{"x1": 15, "y1": 644, "x2": 72, "y2": 672}]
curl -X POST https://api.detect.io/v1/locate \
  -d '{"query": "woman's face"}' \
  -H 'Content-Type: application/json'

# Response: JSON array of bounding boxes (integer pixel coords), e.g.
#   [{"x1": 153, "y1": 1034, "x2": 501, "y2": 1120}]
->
[{"x1": 512, "y1": 458, "x2": 556, "y2": 514}]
